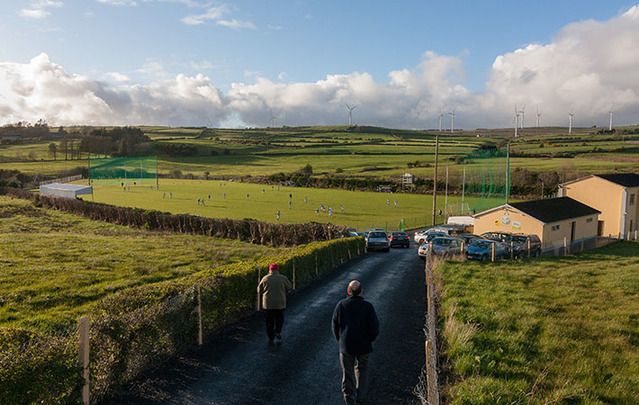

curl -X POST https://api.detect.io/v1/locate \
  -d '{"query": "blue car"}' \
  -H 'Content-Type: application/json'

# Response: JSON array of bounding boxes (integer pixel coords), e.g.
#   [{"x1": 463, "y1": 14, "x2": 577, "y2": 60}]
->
[{"x1": 466, "y1": 239, "x2": 509, "y2": 261}]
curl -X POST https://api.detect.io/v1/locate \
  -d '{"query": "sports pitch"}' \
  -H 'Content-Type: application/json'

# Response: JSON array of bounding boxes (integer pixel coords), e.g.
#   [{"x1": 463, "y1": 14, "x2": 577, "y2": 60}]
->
[{"x1": 83, "y1": 179, "x2": 505, "y2": 230}]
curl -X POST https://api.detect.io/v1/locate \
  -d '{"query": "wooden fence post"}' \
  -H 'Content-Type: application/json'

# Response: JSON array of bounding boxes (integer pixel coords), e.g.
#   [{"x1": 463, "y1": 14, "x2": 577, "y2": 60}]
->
[
  {"x1": 79, "y1": 317, "x2": 90, "y2": 405},
  {"x1": 635, "y1": 229, "x2": 638, "y2": 241},
  {"x1": 564, "y1": 237, "x2": 568, "y2": 256},
  {"x1": 256, "y1": 266, "x2": 261, "y2": 311},
  {"x1": 292, "y1": 260, "x2": 296, "y2": 290},
  {"x1": 527, "y1": 238, "x2": 531, "y2": 259},
  {"x1": 197, "y1": 285, "x2": 203, "y2": 346},
  {"x1": 491, "y1": 242, "x2": 495, "y2": 262},
  {"x1": 510, "y1": 241, "x2": 514, "y2": 260},
  {"x1": 581, "y1": 239, "x2": 585, "y2": 252}
]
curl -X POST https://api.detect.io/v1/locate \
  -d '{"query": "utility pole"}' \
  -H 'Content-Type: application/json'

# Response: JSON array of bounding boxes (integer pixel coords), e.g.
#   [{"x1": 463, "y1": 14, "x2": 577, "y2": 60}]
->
[
  {"x1": 506, "y1": 143, "x2": 511, "y2": 203},
  {"x1": 432, "y1": 136, "x2": 439, "y2": 226},
  {"x1": 444, "y1": 166, "x2": 449, "y2": 221},
  {"x1": 461, "y1": 166, "x2": 466, "y2": 215}
]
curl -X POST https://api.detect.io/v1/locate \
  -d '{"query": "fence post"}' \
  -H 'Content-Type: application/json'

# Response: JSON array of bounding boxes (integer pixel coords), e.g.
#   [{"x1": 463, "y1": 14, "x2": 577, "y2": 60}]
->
[
  {"x1": 79, "y1": 317, "x2": 90, "y2": 405},
  {"x1": 256, "y1": 266, "x2": 262, "y2": 311},
  {"x1": 527, "y1": 238, "x2": 531, "y2": 259},
  {"x1": 635, "y1": 230, "x2": 638, "y2": 241},
  {"x1": 581, "y1": 239, "x2": 585, "y2": 252},
  {"x1": 460, "y1": 241, "x2": 464, "y2": 255},
  {"x1": 292, "y1": 260, "x2": 296, "y2": 290},
  {"x1": 491, "y1": 242, "x2": 495, "y2": 262},
  {"x1": 510, "y1": 241, "x2": 514, "y2": 260},
  {"x1": 348, "y1": 248, "x2": 352, "y2": 260},
  {"x1": 197, "y1": 285, "x2": 203, "y2": 346},
  {"x1": 564, "y1": 237, "x2": 568, "y2": 256},
  {"x1": 315, "y1": 253, "x2": 319, "y2": 276}
]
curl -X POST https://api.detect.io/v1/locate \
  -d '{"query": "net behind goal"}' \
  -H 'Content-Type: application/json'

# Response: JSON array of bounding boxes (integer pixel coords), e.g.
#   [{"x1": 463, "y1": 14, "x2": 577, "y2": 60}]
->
[{"x1": 89, "y1": 156, "x2": 158, "y2": 186}]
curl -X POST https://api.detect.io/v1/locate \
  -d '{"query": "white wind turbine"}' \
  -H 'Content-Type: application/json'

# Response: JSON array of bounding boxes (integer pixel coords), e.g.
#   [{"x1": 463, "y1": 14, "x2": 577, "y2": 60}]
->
[
  {"x1": 536, "y1": 105, "x2": 541, "y2": 128},
  {"x1": 449, "y1": 109, "x2": 456, "y2": 133},
  {"x1": 568, "y1": 112, "x2": 574, "y2": 134},
  {"x1": 346, "y1": 104, "x2": 357, "y2": 126},
  {"x1": 609, "y1": 108, "x2": 614, "y2": 131},
  {"x1": 438, "y1": 110, "x2": 444, "y2": 131},
  {"x1": 514, "y1": 105, "x2": 520, "y2": 138},
  {"x1": 269, "y1": 110, "x2": 279, "y2": 128},
  {"x1": 518, "y1": 104, "x2": 526, "y2": 129}
]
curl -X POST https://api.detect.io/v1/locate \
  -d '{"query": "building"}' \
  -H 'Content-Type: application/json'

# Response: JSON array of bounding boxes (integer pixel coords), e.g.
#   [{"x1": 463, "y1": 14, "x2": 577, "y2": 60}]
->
[
  {"x1": 40, "y1": 183, "x2": 93, "y2": 199},
  {"x1": 558, "y1": 173, "x2": 639, "y2": 238},
  {"x1": 473, "y1": 197, "x2": 600, "y2": 250},
  {"x1": 401, "y1": 172, "x2": 415, "y2": 186}
]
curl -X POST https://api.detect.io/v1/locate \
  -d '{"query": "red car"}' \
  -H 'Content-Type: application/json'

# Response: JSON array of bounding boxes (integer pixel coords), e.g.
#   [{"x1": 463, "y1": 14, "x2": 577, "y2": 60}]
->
[{"x1": 389, "y1": 231, "x2": 410, "y2": 248}]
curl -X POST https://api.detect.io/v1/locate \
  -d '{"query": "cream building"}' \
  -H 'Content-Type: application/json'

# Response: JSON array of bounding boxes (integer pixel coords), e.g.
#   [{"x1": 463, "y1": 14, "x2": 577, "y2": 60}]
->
[
  {"x1": 559, "y1": 173, "x2": 639, "y2": 238},
  {"x1": 473, "y1": 197, "x2": 600, "y2": 249}
]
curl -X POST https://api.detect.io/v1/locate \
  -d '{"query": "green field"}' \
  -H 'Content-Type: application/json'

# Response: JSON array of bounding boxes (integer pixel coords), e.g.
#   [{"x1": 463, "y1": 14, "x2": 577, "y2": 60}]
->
[
  {"x1": 0, "y1": 196, "x2": 280, "y2": 329},
  {"x1": 82, "y1": 178, "x2": 504, "y2": 230},
  {"x1": 2, "y1": 125, "x2": 637, "y2": 180},
  {"x1": 437, "y1": 242, "x2": 639, "y2": 404}
]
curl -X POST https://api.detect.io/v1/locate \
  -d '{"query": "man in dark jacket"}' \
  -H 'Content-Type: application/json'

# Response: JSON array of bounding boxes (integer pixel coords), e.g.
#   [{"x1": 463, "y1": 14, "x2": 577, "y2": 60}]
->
[{"x1": 332, "y1": 280, "x2": 379, "y2": 405}]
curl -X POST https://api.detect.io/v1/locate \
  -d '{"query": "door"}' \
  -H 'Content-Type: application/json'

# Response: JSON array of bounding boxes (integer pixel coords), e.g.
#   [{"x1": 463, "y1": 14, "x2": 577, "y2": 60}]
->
[{"x1": 570, "y1": 221, "x2": 576, "y2": 242}]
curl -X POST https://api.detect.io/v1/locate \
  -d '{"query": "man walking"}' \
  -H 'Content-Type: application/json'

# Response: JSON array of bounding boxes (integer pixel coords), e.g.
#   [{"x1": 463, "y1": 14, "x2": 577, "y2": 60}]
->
[
  {"x1": 332, "y1": 280, "x2": 379, "y2": 405},
  {"x1": 257, "y1": 263, "x2": 292, "y2": 343}
]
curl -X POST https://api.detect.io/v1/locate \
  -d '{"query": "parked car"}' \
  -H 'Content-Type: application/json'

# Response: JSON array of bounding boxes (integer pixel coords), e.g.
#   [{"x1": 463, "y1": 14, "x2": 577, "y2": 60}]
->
[
  {"x1": 414, "y1": 230, "x2": 448, "y2": 244},
  {"x1": 481, "y1": 232, "x2": 513, "y2": 244},
  {"x1": 429, "y1": 237, "x2": 464, "y2": 256},
  {"x1": 456, "y1": 233, "x2": 484, "y2": 249},
  {"x1": 466, "y1": 239, "x2": 509, "y2": 261},
  {"x1": 366, "y1": 231, "x2": 390, "y2": 252},
  {"x1": 510, "y1": 234, "x2": 542, "y2": 257},
  {"x1": 389, "y1": 231, "x2": 410, "y2": 248}
]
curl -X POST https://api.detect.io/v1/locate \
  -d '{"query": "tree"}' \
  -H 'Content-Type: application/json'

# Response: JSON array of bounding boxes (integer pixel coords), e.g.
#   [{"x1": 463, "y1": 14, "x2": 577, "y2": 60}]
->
[
  {"x1": 48, "y1": 143, "x2": 57, "y2": 160},
  {"x1": 300, "y1": 163, "x2": 313, "y2": 175}
]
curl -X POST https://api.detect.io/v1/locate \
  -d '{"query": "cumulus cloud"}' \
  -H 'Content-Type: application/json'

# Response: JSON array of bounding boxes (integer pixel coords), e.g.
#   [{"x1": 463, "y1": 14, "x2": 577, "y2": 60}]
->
[
  {"x1": 19, "y1": 0, "x2": 63, "y2": 19},
  {"x1": 2, "y1": 5, "x2": 639, "y2": 128},
  {"x1": 181, "y1": 5, "x2": 255, "y2": 29}
]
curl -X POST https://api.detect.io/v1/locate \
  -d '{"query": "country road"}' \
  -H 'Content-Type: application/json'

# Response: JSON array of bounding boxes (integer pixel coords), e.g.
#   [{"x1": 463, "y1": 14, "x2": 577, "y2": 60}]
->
[{"x1": 113, "y1": 245, "x2": 426, "y2": 405}]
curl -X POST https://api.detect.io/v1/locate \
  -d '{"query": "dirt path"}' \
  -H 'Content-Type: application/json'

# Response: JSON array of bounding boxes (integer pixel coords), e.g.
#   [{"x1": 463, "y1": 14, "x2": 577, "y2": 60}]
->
[{"x1": 112, "y1": 246, "x2": 425, "y2": 405}]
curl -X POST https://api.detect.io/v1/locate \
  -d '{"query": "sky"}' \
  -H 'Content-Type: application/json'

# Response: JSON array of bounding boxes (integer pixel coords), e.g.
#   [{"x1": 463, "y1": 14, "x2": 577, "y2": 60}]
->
[{"x1": 1, "y1": 0, "x2": 639, "y2": 129}]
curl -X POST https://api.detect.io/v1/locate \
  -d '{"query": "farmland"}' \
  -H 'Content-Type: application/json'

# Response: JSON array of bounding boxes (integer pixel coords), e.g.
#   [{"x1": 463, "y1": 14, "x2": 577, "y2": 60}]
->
[
  {"x1": 0, "y1": 195, "x2": 280, "y2": 329},
  {"x1": 82, "y1": 178, "x2": 505, "y2": 230},
  {"x1": 2, "y1": 125, "x2": 638, "y2": 182},
  {"x1": 437, "y1": 242, "x2": 639, "y2": 404}
]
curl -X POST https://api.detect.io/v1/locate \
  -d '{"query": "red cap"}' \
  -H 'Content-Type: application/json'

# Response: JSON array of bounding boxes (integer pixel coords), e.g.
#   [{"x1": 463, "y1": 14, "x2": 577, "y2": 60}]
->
[{"x1": 268, "y1": 263, "x2": 279, "y2": 271}]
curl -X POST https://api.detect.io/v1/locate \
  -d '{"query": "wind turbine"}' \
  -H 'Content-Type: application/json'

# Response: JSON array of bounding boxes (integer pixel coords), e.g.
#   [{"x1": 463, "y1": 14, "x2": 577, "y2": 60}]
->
[
  {"x1": 609, "y1": 109, "x2": 614, "y2": 131},
  {"x1": 568, "y1": 112, "x2": 574, "y2": 134},
  {"x1": 518, "y1": 104, "x2": 526, "y2": 129},
  {"x1": 269, "y1": 110, "x2": 279, "y2": 128},
  {"x1": 346, "y1": 104, "x2": 357, "y2": 126},
  {"x1": 514, "y1": 105, "x2": 520, "y2": 138},
  {"x1": 438, "y1": 110, "x2": 444, "y2": 131},
  {"x1": 536, "y1": 105, "x2": 541, "y2": 128},
  {"x1": 449, "y1": 109, "x2": 456, "y2": 133}
]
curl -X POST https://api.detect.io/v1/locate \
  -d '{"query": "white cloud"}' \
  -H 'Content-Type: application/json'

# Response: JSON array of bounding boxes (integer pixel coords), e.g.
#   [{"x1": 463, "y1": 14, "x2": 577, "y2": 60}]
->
[
  {"x1": 105, "y1": 72, "x2": 130, "y2": 82},
  {"x1": 181, "y1": 5, "x2": 255, "y2": 29},
  {"x1": 96, "y1": 0, "x2": 137, "y2": 6},
  {"x1": 2, "y1": 6, "x2": 639, "y2": 128},
  {"x1": 19, "y1": 0, "x2": 63, "y2": 19}
]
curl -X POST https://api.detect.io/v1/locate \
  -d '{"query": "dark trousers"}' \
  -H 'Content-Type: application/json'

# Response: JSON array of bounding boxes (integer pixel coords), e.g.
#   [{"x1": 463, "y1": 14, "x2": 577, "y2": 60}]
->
[
  {"x1": 339, "y1": 352, "x2": 370, "y2": 405},
  {"x1": 265, "y1": 309, "x2": 284, "y2": 340}
]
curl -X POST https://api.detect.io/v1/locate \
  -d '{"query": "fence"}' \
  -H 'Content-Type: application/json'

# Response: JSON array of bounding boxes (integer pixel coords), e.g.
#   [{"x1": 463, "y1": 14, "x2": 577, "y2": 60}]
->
[
  {"x1": 38, "y1": 174, "x2": 83, "y2": 186},
  {"x1": 0, "y1": 237, "x2": 365, "y2": 404},
  {"x1": 416, "y1": 253, "x2": 440, "y2": 405}
]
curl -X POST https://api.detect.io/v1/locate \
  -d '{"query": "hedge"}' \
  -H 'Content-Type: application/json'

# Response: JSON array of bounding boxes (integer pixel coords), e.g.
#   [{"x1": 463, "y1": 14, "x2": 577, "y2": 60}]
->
[
  {"x1": 0, "y1": 187, "x2": 345, "y2": 247},
  {"x1": 0, "y1": 237, "x2": 365, "y2": 404}
]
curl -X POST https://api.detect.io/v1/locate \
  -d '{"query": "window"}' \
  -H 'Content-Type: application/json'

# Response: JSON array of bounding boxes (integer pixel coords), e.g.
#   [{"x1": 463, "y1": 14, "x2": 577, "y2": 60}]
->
[
  {"x1": 551, "y1": 224, "x2": 561, "y2": 231},
  {"x1": 586, "y1": 217, "x2": 593, "y2": 223},
  {"x1": 630, "y1": 194, "x2": 636, "y2": 206}
]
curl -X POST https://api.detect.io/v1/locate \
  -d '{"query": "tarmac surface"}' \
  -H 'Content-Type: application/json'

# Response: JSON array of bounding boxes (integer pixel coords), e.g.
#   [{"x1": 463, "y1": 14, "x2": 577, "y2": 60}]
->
[{"x1": 113, "y1": 245, "x2": 425, "y2": 405}]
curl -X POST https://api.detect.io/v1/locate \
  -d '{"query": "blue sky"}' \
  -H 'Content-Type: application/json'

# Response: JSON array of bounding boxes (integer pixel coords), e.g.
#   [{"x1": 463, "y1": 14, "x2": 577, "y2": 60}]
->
[{"x1": 1, "y1": 1, "x2": 639, "y2": 127}]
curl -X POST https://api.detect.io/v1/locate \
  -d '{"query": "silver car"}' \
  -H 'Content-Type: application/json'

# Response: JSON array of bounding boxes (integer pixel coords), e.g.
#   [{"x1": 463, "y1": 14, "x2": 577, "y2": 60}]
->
[{"x1": 366, "y1": 231, "x2": 390, "y2": 252}]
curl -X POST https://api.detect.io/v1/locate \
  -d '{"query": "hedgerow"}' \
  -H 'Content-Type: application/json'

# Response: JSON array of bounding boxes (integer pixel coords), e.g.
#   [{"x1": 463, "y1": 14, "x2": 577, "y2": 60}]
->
[{"x1": 0, "y1": 237, "x2": 364, "y2": 404}]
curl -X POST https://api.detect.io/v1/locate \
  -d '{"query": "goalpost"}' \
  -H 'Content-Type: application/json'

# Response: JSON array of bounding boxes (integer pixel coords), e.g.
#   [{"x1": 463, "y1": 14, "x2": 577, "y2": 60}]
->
[{"x1": 88, "y1": 156, "x2": 159, "y2": 189}]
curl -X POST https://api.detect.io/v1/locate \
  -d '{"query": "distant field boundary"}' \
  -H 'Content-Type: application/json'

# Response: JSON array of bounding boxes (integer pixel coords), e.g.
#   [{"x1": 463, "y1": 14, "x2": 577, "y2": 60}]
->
[
  {"x1": 0, "y1": 187, "x2": 345, "y2": 247},
  {"x1": 0, "y1": 235, "x2": 365, "y2": 404}
]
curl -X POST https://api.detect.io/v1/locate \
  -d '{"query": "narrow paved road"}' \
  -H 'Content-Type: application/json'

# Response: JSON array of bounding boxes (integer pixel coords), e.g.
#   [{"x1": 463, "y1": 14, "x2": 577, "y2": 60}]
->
[{"x1": 114, "y1": 246, "x2": 425, "y2": 405}]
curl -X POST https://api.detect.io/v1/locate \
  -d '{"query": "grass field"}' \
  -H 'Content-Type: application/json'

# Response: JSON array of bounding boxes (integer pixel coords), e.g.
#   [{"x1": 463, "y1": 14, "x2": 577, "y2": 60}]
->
[
  {"x1": 82, "y1": 178, "x2": 505, "y2": 230},
  {"x1": 0, "y1": 196, "x2": 280, "y2": 329},
  {"x1": 437, "y1": 242, "x2": 639, "y2": 404}
]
